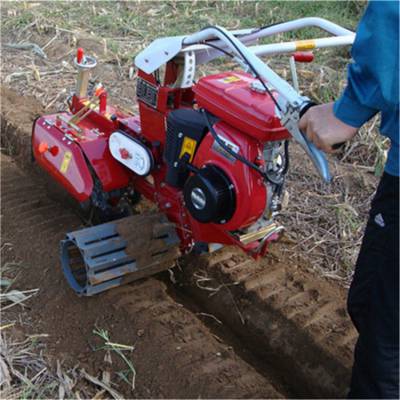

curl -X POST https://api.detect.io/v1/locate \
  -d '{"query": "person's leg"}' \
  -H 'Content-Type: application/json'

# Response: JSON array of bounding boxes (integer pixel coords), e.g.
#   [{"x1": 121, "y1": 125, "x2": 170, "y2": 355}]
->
[{"x1": 347, "y1": 173, "x2": 399, "y2": 399}]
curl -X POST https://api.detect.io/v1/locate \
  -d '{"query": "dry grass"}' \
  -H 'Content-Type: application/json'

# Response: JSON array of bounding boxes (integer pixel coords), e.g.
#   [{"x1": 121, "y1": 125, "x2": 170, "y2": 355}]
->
[
  {"x1": 0, "y1": 1, "x2": 382, "y2": 287},
  {"x1": 0, "y1": 260, "x2": 73, "y2": 399},
  {"x1": 0, "y1": 262, "x2": 130, "y2": 399},
  {"x1": 93, "y1": 327, "x2": 136, "y2": 393},
  {"x1": 0, "y1": 328, "x2": 134, "y2": 399},
  {"x1": 0, "y1": 331, "x2": 70, "y2": 399}
]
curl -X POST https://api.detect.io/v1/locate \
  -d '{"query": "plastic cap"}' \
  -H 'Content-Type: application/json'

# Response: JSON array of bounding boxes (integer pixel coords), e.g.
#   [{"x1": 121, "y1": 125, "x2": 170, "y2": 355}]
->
[
  {"x1": 293, "y1": 51, "x2": 314, "y2": 63},
  {"x1": 77, "y1": 48, "x2": 84, "y2": 64},
  {"x1": 38, "y1": 142, "x2": 49, "y2": 154},
  {"x1": 95, "y1": 86, "x2": 105, "y2": 97}
]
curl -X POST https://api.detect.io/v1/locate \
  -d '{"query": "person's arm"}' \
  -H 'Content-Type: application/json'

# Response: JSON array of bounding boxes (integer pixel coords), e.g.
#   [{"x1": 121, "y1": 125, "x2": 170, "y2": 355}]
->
[
  {"x1": 299, "y1": 2, "x2": 398, "y2": 152},
  {"x1": 298, "y1": 102, "x2": 358, "y2": 153}
]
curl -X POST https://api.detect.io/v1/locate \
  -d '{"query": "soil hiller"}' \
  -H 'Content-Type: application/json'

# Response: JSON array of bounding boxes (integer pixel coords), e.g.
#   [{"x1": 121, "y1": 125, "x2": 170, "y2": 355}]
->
[{"x1": 32, "y1": 18, "x2": 354, "y2": 296}]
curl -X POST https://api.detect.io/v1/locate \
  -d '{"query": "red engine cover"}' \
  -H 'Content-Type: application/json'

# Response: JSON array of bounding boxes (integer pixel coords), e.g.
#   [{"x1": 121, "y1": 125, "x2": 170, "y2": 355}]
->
[{"x1": 194, "y1": 72, "x2": 290, "y2": 142}]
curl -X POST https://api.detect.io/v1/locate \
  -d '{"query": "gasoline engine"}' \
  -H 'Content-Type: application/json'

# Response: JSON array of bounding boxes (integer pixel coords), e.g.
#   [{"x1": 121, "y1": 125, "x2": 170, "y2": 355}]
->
[{"x1": 32, "y1": 19, "x2": 354, "y2": 295}]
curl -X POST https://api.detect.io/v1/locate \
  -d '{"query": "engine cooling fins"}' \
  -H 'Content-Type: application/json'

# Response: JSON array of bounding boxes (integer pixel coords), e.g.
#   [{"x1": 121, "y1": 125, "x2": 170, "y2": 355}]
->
[{"x1": 60, "y1": 213, "x2": 180, "y2": 296}]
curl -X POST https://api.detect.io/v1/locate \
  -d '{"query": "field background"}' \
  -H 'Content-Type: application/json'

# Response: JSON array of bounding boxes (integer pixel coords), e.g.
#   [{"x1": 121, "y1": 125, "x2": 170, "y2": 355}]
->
[
  {"x1": 1, "y1": 0, "x2": 383, "y2": 280},
  {"x1": 0, "y1": 1, "x2": 385, "y2": 398}
]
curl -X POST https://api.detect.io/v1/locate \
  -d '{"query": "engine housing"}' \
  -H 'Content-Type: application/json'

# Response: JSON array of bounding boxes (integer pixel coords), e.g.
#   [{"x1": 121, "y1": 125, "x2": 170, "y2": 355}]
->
[{"x1": 193, "y1": 71, "x2": 291, "y2": 142}]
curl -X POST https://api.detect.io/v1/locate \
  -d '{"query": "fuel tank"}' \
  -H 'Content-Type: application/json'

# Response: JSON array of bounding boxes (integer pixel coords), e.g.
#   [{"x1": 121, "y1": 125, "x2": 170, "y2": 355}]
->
[{"x1": 193, "y1": 72, "x2": 291, "y2": 142}]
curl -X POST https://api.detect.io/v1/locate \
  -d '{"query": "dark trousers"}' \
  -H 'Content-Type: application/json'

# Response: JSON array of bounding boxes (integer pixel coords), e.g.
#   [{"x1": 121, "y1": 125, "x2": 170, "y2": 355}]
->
[{"x1": 348, "y1": 172, "x2": 399, "y2": 399}]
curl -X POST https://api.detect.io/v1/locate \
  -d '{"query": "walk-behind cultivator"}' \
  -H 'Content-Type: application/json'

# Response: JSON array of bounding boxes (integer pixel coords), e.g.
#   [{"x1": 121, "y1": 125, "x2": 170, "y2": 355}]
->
[{"x1": 32, "y1": 18, "x2": 354, "y2": 295}]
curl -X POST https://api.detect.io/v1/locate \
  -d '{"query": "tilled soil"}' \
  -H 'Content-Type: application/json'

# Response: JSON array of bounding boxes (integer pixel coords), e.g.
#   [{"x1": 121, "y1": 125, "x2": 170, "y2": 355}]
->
[
  {"x1": 1, "y1": 87, "x2": 357, "y2": 398},
  {"x1": 1, "y1": 154, "x2": 284, "y2": 399},
  {"x1": 178, "y1": 248, "x2": 357, "y2": 397}
]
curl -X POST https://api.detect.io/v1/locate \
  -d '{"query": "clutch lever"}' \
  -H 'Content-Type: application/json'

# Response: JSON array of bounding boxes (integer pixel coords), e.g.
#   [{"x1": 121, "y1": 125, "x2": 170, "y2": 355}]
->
[
  {"x1": 280, "y1": 103, "x2": 332, "y2": 183},
  {"x1": 299, "y1": 101, "x2": 346, "y2": 152}
]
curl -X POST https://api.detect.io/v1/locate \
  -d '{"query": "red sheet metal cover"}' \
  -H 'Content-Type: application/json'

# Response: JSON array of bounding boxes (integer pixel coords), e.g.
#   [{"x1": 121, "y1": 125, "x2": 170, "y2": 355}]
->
[
  {"x1": 32, "y1": 117, "x2": 94, "y2": 202},
  {"x1": 193, "y1": 72, "x2": 290, "y2": 141}
]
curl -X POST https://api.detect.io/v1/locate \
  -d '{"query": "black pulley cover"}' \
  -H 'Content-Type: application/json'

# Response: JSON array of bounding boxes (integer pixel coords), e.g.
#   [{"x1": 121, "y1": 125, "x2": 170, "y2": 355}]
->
[{"x1": 183, "y1": 165, "x2": 236, "y2": 224}]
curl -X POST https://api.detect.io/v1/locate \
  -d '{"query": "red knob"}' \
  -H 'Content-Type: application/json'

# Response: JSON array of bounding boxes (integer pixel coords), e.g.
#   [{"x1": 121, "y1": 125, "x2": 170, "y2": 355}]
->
[
  {"x1": 119, "y1": 148, "x2": 131, "y2": 160},
  {"x1": 293, "y1": 51, "x2": 314, "y2": 63},
  {"x1": 99, "y1": 91, "x2": 107, "y2": 114},
  {"x1": 49, "y1": 146, "x2": 59, "y2": 156},
  {"x1": 77, "y1": 48, "x2": 84, "y2": 64}
]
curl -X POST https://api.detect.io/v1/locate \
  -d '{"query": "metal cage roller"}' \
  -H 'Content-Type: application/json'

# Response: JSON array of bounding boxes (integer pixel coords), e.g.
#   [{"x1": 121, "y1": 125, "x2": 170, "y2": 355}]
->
[{"x1": 60, "y1": 213, "x2": 181, "y2": 296}]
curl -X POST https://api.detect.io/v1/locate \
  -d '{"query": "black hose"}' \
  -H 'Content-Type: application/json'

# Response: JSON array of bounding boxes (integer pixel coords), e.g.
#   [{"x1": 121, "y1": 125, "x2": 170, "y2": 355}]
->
[
  {"x1": 200, "y1": 41, "x2": 235, "y2": 58},
  {"x1": 201, "y1": 109, "x2": 284, "y2": 185}
]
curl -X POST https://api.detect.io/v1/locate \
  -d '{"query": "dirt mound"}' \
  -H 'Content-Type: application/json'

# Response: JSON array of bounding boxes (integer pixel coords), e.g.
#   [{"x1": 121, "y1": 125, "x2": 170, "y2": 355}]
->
[{"x1": 1, "y1": 86, "x2": 44, "y2": 165}]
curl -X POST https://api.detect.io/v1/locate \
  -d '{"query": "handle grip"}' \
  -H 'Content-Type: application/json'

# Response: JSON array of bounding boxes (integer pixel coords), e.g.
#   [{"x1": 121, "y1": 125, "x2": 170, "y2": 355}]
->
[
  {"x1": 300, "y1": 102, "x2": 346, "y2": 151},
  {"x1": 295, "y1": 101, "x2": 330, "y2": 182}
]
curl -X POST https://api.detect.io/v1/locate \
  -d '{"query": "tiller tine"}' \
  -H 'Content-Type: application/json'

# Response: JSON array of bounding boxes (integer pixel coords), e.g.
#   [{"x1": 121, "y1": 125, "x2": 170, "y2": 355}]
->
[{"x1": 60, "y1": 213, "x2": 180, "y2": 296}]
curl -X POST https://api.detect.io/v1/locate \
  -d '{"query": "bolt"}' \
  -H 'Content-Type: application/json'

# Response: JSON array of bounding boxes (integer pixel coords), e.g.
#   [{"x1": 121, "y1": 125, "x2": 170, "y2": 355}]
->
[
  {"x1": 165, "y1": 202, "x2": 171, "y2": 209},
  {"x1": 178, "y1": 132, "x2": 183, "y2": 138}
]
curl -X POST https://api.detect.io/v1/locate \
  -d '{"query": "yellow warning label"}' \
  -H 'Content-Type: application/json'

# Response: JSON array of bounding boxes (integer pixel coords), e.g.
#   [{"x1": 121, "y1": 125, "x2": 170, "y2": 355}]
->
[
  {"x1": 295, "y1": 39, "x2": 316, "y2": 51},
  {"x1": 221, "y1": 75, "x2": 242, "y2": 84},
  {"x1": 179, "y1": 137, "x2": 197, "y2": 162},
  {"x1": 60, "y1": 151, "x2": 72, "y2": 174}
]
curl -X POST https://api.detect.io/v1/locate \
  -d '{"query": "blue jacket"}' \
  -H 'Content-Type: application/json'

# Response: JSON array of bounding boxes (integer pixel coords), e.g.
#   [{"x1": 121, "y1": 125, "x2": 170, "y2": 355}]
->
[{"x1": 334, "y1": 0, "x2": 399, "y2": 176}]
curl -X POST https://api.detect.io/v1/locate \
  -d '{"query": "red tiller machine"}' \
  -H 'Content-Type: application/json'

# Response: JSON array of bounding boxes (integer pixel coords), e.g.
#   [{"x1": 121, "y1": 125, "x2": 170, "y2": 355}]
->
[{"x1": 32, "y1": 18, "x2": 354, "y2": 295}]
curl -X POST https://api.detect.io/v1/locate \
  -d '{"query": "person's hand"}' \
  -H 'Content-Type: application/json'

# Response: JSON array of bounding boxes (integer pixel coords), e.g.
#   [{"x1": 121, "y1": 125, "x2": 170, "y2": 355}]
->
[{"x1": 298, "y1": 102, "x2": 358, "y2": 153}]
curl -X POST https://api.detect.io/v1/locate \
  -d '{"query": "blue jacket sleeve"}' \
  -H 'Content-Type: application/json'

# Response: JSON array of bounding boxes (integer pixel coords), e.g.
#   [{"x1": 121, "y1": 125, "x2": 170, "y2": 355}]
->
[
  {"x1": 333, "y1": 64, "x2": 378, "y2": 128},
  {"x1": 334, "y1": 1, "x2": 399, "y2": 128}
]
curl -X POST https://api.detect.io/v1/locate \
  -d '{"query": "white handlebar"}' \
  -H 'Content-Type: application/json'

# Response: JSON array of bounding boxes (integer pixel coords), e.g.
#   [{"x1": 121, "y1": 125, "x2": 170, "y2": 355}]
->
[
  {"x1": 184, "y1": 17, "x2": 355, "y2": 63},
  {"x1": 135, "y1": 17, "x2": 355, "y2": 76}
]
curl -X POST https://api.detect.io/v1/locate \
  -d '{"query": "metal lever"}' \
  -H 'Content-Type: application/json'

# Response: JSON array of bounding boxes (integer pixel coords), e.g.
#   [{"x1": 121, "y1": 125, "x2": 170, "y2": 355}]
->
[{"x1": 281, "y1": 105, "x2": 331, "y2": 183}]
